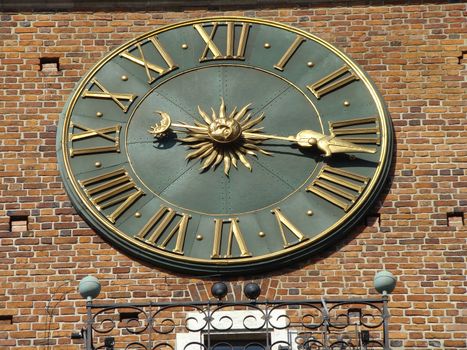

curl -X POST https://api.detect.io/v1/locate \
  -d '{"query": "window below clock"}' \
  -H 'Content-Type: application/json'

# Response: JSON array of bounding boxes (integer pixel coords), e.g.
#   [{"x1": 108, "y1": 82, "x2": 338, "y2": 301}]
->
[{"x1": 175, "y1": 309, "x2": 290, "y2": 350}]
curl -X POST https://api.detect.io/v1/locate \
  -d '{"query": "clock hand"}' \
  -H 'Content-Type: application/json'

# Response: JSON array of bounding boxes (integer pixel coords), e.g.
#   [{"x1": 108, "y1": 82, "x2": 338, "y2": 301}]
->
[
  {"x1": 242, "y1": 129, "x2": 376, "y2": 157},
  {"x1": 148, "y1": 111, "x2": 376, "y2": 157},
  {"x1": 148, "y1": 111, "x2": 207, "y2": 135},
  {"x1": 148, "y1": 111, "x2": 292, "y2": 143}
]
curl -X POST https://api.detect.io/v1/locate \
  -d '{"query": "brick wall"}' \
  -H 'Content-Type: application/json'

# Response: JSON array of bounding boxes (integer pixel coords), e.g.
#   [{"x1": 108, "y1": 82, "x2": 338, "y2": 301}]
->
[{"x1": 0, "y1": 2, "x2": 465, "y2": 349}]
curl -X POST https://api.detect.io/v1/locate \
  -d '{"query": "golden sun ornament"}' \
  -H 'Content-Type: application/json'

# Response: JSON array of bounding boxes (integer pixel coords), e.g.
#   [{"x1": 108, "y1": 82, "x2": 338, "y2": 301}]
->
[{"x1": 178, "y1": 99, "x2": 271, "y2": 176}]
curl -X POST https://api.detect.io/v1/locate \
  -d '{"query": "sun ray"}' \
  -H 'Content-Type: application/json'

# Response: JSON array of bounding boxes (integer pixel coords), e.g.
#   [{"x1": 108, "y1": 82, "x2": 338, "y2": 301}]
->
[
  {"x1": 235, "y1": 150, "x2": 252, "y2": 171},
  {"x1": 242, "y1": 113, "x2": 265, "y2": 129},
  {"x1": 234, "y1": 103, "x2": 251, "y2": 121},
  {"x1": 210, "y1": 107, "x2": 217, "y2": 121},
  {"x1": 201, "y1": 149, "x2": 219, "y2": 170},
  {"x1": 187, "y1": 141, "x2": 211, "y2": 149},
  {"x1": 227, "y1": 106, "x2": 237, "y2": 119},
  {"x1": 213, "y1": 151, "x2": 224, "y2": 168},
  {"x1": 219, "y1": 98, "x2": 226, "y2": 119},
  {"x1": 243, "y1": 143, "x2": 272, "y2": 156},
  {"x1": 240, "y1": 113, "x2": 252, "y2": 126},
  {"x1": 178, "y1": 137, "x2": 206, "y2": 143},
  {"x1": 199, "y1": 146, "x2": 215, "y2": 159},
  {"x1": 229, "y1": 151, "x2": 238, "y2": 169},
  {"x1": 223, "y1": 155, "x2": 231, "y2": 176},
  {"x1": 186, "y1": 144, "x2": 212, "y2": 159},
  {"x1": 239, "y1": 146, "x2": 257, "y2": 157},
  {"x1": 198, "y1": 106, "x2": 211, "y2": 124}
]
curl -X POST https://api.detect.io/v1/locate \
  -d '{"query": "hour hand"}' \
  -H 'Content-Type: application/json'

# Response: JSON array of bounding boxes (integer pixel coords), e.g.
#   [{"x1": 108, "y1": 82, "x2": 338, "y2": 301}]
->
[
  {"x1": 148, "y1": 111, "x2": 376, "y2": 157},
  {"x1": 243, "y1": 129, "x2": 376, "y2": 157},
  {"x1": 296, "y1": 129, "x2": 376, "y2": 156}
]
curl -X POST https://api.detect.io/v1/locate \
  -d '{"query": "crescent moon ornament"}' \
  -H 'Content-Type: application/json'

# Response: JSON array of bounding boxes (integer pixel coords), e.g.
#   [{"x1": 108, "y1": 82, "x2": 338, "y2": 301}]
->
[{"x1": 148, "y1": 111, "x2": 173, "y2": 136}]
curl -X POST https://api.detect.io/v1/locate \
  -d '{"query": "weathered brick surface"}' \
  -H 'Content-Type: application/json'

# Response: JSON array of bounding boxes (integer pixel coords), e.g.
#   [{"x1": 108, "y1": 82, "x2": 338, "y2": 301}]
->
[{"x1": 0, "y1": 2, "x2": 466, "y2": 349}]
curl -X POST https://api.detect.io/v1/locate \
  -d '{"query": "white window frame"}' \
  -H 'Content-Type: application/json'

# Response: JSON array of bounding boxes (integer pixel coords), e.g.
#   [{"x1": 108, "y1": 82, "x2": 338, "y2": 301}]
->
[{"x1": 176, "y1": 309, "x2": 296, "y2": 350}]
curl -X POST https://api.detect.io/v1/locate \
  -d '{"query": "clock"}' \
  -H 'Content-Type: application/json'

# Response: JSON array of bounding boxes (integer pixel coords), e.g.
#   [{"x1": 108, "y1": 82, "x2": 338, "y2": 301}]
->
[{"x1": 57, "y1": 17, "x2": 392, "y2": 275}]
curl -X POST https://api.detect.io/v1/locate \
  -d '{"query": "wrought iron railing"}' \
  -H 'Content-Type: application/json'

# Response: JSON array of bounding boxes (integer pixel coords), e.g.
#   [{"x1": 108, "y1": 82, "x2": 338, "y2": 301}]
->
[{"x1": 75, "y1": 294, "x2": 391, "y2": 350}]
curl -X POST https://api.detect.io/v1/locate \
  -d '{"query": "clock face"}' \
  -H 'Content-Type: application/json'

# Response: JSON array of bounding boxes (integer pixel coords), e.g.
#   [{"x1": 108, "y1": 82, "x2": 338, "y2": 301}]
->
[{"x1": 57, "y1": 17, "x2": 392, "y2": 275}]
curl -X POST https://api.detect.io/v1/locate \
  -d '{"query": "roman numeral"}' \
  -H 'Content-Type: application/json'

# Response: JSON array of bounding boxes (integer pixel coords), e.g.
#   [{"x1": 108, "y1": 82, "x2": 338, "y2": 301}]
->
[
  {"x1": 80, "y1": 168, "x2": 144, "y2": 223},
  {"x1": 82, "y1": 79, "x2": 136, "y2": 112},
  {"x1": 69, "y1": 122, "x2": 121, "y2": 157},
  {"x1": 211, "y1": 218, "x2": 251, "y2": 259},
  {"x1": 194, "y1": 21, "x2": 251, "y2": 61},
  {"x1": 329, "y1": 116, "x2": 381, "y2": 145},
  {"x1": 271, "y1": 208, "x2": 308, "y2": 248},
  {"x1": 274, "y1": 34, "x2": 306, "y2": 71},
  {"x1": 135, "y1": 206, "x2": 190, "y2": 255},
  {"x1": 120, "y1": 36, "x2": 178, "y2": 84},
  {"x1": 306, "y1": 166, "x2": 369, "y2": 212},
  {"x1": 307, "y1": 65, "x2": 359, "y2": 99}
]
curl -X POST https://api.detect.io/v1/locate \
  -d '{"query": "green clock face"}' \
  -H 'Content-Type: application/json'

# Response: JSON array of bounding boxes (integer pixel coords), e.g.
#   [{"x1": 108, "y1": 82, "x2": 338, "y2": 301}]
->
[{"x1": 57, "y1": 17, "x2": 392, "y2": 275}]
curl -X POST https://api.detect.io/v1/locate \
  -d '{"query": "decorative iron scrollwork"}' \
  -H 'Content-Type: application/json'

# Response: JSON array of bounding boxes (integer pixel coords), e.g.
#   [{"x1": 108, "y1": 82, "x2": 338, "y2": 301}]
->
[{"x1": 80, "y1": 298, "x2": 390, "y2": 350}]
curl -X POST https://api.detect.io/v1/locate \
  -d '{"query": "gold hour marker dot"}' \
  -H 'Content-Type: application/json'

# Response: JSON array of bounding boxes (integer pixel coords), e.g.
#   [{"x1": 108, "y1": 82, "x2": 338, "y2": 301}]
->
[
  {"x1": 258, "y1": 231, "x2": 266, "y2": 237},
  {"x1": 134, "y1": 212, "x2": 141, "y2": 218},
  {"x1": 94, "y1": 161, "x2": 101, "y2": 168},
  {"x1": 264, "y1": 43, "x2": 271, "y2": 49},
  {"x1": 307, "y1": 61, "x2": 314, "y2": 67},
  {"x1": 306, "y1": 210, "x2": 313, "y2": 216},
  {"x1": 343, "y1": 100, "x2": 350, "y2": 106},
  {"x1": 181, "y1": 44, "x2": 188, "y2": 49},
  {"x1": 121, "y1": 75, "x2": 128, "y2": 81},
  {"x1": 196, "y1": 234, "x2": 203, "y2": 241},
  {"x1": 96, "y1": 112, "x2": 103, "y2": 117}
]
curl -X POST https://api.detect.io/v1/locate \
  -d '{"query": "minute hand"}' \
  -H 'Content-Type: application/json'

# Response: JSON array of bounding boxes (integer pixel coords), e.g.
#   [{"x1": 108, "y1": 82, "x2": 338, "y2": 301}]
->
[{"x1": 242, "y1": 129, "x2": 376, "y2": 157}]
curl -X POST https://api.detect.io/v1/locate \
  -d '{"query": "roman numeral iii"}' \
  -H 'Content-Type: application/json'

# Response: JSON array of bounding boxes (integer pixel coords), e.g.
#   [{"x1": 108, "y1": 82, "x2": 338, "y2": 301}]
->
[
  {"x1": 307, "y1": 166, "x2": 369, "y2": 212},
  {"x1": 135, "y1": 206, "x2": 190, "y2": 255},
  {"x1": 120, "y1": 35, "x2": 178, "y2": 84},
  {"x1": 329, "y1": 117, "x2": 381, "y2": 145},
  {"x1": 307, "y1": 65, "x2": 359, "y2": 99},
  {"x1": 69, "y1": 122, "x2": 121, "y2": 157},
  {"x1": 194, "y1": 21, "x2": 251, "y2": 61},
  {"x1": 80, "y1": 168, "x2": 144, "y2": 223}
]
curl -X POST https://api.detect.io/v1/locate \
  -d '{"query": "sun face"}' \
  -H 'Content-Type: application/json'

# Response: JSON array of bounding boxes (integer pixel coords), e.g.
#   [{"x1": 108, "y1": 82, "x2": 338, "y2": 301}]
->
[{"x1": 177, "y1": 99, "x2": 271, "y2": 176}]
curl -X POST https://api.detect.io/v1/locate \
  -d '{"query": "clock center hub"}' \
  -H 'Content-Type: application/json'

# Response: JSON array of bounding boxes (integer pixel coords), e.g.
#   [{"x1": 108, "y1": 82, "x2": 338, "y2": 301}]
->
[{"x1": 207, "y1": 118, "x2": 242, "y2": 144}]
